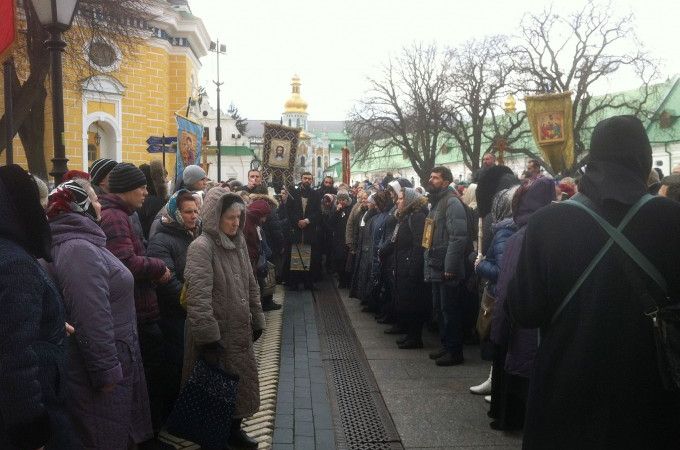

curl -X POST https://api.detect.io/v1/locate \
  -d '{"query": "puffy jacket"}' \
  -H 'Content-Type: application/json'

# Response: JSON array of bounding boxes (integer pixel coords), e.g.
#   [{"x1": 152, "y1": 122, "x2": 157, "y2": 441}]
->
[
  {"x1": 147, "y1": 221, "x2": 197, "y2": 319},
  {"x1": 423, "y1": 189, "x2": 468, "y2": 283},
  {"x1": 475, "y1": 218, "x2": 516, "y2": 297},
  {"x1": 100, "y1": 194, "x2": 166, "y2": 323}
]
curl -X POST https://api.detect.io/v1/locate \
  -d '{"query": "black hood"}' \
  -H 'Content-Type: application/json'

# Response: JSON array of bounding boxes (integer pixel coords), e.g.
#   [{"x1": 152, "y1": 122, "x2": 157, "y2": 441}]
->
[
  {"x1": 579, "y1": 115, "x2": 652, "y2": 205},
  {"x1": 0, "y1": 165, "x2": 52, "y2": 260}
]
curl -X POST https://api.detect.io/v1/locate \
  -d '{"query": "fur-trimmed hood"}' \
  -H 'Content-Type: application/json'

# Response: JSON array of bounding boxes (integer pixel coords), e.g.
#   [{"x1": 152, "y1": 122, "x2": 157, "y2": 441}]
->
[
  {"x1": 248, "y1": 192, "x2": 279, "y2": 209},
  {"x1": 396, "y1": 195, "x2": 428, "y2": 219}
]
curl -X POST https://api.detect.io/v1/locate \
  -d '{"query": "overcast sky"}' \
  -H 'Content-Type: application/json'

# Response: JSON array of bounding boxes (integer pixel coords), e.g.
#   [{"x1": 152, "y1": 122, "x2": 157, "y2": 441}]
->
[{"x1": 191, "y1": 0, "x2": 680, "y2": 121}]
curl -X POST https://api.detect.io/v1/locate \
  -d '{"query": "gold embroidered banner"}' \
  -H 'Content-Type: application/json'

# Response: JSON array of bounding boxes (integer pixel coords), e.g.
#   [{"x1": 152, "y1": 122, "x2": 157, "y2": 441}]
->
[{"x1": 525, "y1": 92, "x2": 574, "y2": 173}]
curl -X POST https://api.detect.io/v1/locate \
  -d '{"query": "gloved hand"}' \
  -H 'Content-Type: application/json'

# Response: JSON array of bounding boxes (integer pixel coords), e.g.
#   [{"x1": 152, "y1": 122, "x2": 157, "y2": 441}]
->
[
  {"x1": 252, "y1": 329, "x2": 263, "y2": 342},
  {"x1": 201, "y1": 341, "x2": 225, "y2": 366}
]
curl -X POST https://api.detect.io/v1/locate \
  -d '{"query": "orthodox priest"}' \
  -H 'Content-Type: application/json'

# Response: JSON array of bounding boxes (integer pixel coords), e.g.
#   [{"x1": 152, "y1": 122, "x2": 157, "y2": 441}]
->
[{"x1": 285, "y1": 172, "x2": 321, "y2": 289}]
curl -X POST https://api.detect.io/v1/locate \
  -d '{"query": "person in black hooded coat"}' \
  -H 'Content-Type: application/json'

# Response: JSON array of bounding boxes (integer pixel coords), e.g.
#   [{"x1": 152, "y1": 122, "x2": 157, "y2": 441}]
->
[
  {"x1": 0, "y1": 165, "x2": 77, "y2": 450},
  {"x1": 507, "y1": 115, "x2": 680, "y2": 449}
]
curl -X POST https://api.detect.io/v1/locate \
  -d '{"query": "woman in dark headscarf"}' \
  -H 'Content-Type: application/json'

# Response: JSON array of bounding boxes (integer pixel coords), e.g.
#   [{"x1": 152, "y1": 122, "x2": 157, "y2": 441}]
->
[
  {"x1": 382, "y1": 188, "x2": 429, "y2": 348},
  {"x1": 0, "y1": 165, "x2": 77, "y2": 450},
  {"x1": 147, "y1": 189, "x2": 201, "y2": 422}
]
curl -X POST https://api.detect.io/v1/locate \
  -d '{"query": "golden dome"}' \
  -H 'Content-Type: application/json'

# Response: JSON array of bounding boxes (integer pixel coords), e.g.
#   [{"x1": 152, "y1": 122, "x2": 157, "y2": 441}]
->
[
  {"x1": 503, "y1": 94, "x2": 516, "y2": 114},
  {"x1": 284, "y1": 75, "x2": 308, "y2": 113}
]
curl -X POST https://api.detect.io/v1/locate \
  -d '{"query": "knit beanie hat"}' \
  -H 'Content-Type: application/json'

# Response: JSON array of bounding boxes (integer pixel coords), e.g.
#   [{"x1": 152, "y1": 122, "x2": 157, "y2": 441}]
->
[
  {"x1": 89, "y1": 158, "x2": 117, "y2": 185},
  {"x1": 183, "y1": 165, "x2": 207, "y2": 189},
  {"x1": 108, "y1": 163, "x2": 147, "y2": 193},
  {"x1": 401, "y1": 187, "x2": 423, "y2": 210}
]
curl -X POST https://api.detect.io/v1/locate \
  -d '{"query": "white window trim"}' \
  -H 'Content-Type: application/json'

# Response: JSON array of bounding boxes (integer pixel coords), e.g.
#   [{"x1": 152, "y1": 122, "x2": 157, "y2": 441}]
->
[{"x1": 81, "y1": 76, "x2": 125, "y2": 170}]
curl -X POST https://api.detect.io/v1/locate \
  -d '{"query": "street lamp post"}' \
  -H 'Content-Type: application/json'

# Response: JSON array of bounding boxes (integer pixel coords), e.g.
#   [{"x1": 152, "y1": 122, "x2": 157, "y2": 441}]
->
[
  {"x1": 30, "y1": 0, "x2": 80, "y2": 186},
  {"x1": 209, "y1": 40, "x2": 226, "y2": 181}
]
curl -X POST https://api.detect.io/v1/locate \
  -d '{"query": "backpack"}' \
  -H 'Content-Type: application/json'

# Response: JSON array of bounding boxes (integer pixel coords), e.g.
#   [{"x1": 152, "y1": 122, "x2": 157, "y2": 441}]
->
[{"x1": 552, "y1": 193, "x2": 680, "y2": 391}]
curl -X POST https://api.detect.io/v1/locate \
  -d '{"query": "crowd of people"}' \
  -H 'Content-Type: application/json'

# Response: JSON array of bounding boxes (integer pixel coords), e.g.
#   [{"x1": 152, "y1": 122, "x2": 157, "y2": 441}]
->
[{"x1": 1, "y1": 114, "x2": 680, "y2": 449}]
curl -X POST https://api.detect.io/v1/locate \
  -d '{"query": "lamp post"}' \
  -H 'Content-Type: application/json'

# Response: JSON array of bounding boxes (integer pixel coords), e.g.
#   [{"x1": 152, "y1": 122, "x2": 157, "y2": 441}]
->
[
  {"x1": 209, "y1": 39, "x2": 226, "y2": 181},
  {"x1": 30, "y1": 0, "x2": 79, "y2": 185}
]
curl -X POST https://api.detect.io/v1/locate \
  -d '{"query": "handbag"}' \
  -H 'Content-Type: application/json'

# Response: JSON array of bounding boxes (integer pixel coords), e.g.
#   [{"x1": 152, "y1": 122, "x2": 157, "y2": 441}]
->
[
  {"x1": 261, "y1": 261, "x2": 277, "y2": 298},
  {"x1": 476, "y1": 285, "x2": 496, "y2": 339},
  {"x1": 165, "y1": 358, "x2": 240, "y2": 449},
  {"x1": 553, "y1": 194, "x2": 680, "y2": 391}
]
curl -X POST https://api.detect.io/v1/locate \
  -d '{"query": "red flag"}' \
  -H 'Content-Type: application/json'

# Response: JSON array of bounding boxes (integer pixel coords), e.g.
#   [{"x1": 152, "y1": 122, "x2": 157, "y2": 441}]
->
[{"x1": 0, "y1": 0, "x2": 17, "y2": 64}]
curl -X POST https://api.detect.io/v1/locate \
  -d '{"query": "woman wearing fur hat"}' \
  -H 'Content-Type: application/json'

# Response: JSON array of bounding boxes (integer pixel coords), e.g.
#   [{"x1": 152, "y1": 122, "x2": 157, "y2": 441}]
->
[
  {"x1": 382, "y1": 188, "x2": 429, "y2": 348},
  {"x1": 147, "y1": 189, "x2": 201, "y2": 422},
  {"x1": 45, "y1": 177, "x2": 153, "y2": 448},
  {"x1": 183, "y1": 188, "x2": 265, "y2": 449}
]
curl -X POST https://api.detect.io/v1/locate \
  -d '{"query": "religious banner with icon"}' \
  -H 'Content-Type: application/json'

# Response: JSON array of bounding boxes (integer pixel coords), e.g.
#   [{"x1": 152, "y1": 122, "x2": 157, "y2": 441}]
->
[
  {"x1": 261, "y1": 122, "x2": 300, "y2": 189},
  {"x1": 525, "y1": 91, "x2": 574, "y2": 173},
  {"x1": 175, "y1": 114, "x2": 204, "y2": 184}
]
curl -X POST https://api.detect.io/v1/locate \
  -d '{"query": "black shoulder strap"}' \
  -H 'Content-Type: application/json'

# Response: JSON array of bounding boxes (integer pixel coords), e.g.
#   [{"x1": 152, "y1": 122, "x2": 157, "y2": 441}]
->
[{"x1": 551, "y1": 193, "x2": 664, "y2": 324}]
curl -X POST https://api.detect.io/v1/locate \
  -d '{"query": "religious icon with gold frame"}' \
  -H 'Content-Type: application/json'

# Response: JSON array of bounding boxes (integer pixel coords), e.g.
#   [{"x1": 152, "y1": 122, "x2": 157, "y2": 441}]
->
[{"x1": 536, "y1": 112, "x2": 565, "y2": 144}]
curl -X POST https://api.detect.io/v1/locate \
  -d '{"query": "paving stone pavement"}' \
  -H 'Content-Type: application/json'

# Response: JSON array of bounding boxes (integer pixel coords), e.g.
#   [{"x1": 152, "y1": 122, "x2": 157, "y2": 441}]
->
[
  {"x1": 337, "y1": 286, "x2": 523, "y2": 450},
  {"x1": 272, "y1": 288, "x2": 336, "y2": 450}
]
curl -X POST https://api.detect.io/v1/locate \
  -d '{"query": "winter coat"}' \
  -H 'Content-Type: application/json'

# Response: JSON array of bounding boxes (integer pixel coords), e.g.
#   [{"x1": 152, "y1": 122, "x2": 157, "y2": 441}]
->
[
  {"x1": 249, "y1": 193, "x2": 283, "y2": 257},
  {"x1": 47, "y1": 212, "x2": 152, "y2": 448},
  {"x1": 345, "y1": 202, "x2": 366, "y2": 252},
  {"x1": 385, "y1": 198, "x2": 428, "y2": 315},
  {"x1": 0, "y1": 179, "x2": 73, "y2": 450},
  {"x1": 369, "y1": 210, "x2": 390, "y2": 288},
  {"x1": 147, "y1": 221, "x2": 197, "y2": 320},
  {"x1": 286, "y1": 185, "x2": 320, "y2": 245},
  {"x1": 476, "y1": 218, "x2": 516, "y2": 297},
  {"x1": 139, "y1": 196, "x2": 166, "y2": 241},
  {"x1": 330, "y1": 203, "x2": 353, "y2": 272},
  {"x1": 507, "y1": 195, "x2": 680, "y2": 449},
  {"x1": 100, "y1": 194, "x2": 167, "y2": 324},
  {"x1": 349, "y1": 209, "x2": 377, "y2": 299},
  {"x1": 244, "y1": 200, "x2": 272, "y2": 275},
  {"x1": 423, "y1": 189, "x2": 468, "y2": 283},
  {"x1": 183, "y1": 189, "x2": 266, "y2": 418}
]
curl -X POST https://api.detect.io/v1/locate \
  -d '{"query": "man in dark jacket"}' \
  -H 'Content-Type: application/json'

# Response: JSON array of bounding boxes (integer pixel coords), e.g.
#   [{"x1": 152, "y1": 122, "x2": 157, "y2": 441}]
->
[
  {"x1": 287, "y1": 172, "x2": 321, "y2": 288},
  {"x1": 507, "y1": 115, "x2": 680, "y2": 449},
  {"x1": 99, "y1": 163, "x2": 171, "y2": 437},
  {"x1": 424, "y1": 166, "x2": 469, "y2": 366}
]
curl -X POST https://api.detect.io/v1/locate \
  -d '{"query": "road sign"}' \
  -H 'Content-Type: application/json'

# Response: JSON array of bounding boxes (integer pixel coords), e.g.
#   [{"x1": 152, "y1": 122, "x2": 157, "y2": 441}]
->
[
  {"x1": 147, "y1": 144, "x2": 175, "y2": 153},
  {"x1": 146, "y1": 136, "x2": 177, "y2": 146}
]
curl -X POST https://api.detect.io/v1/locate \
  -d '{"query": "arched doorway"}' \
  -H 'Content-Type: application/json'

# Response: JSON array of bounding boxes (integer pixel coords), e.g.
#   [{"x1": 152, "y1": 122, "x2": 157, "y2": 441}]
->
[{"x1": 87, "y1": 121, "x2": 117, "y2": 163}]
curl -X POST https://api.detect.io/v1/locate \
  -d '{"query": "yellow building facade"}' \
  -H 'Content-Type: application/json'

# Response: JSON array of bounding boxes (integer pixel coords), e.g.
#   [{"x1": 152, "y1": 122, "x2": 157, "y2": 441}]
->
[{"x1": 1, "y1": 0, "x2": 210, "y2": 177}]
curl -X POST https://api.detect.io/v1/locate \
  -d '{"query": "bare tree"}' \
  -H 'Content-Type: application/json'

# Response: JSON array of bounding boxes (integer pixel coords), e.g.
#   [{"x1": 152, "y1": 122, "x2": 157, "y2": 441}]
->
[
  {"x1": 348, "y1": 43, "x2": 451, "y2": 185},
  {"x1": 1, "y1": 0, "x2": 156, "y2": 178},
  {"x1": 444, "y1": 35, "x2": 530, "y2": 176},
  {"x1": 513, "y1": 0, "x2": 660, "y2": 175}
]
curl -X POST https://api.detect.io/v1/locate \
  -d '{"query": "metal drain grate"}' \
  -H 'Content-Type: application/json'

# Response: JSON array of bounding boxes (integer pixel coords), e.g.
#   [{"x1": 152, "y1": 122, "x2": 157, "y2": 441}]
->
[{"x1": 313, "y1": 279, "x2": 403, "y2": 450}]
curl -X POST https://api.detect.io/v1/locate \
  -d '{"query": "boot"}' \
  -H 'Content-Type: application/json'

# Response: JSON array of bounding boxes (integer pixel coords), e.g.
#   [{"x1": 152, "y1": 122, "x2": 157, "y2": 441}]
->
[
  {"x1": 428, "y1": 347, "x2": 447, "y2": 360},
  {"x1": 435, "y1": 352, "x2": 464, "y2": 366},
  {"x1": 228, "y1": 419, "x2": 258, "y2": 449},
  {"x1": 469, "y1": 366, "x2": 492, "y2": 395},
  {"x1": 397, "y1": 339, "x2": 423, "y2": 349},
  {"x1": 383, "y1": 325, "x2": 407, "y2": 335}
]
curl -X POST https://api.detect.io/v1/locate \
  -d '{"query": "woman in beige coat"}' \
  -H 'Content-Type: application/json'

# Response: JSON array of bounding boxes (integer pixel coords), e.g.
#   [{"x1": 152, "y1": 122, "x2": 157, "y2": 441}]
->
[{"x1": 183, "y1": 187, "x2": 265, "y2": 449}]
